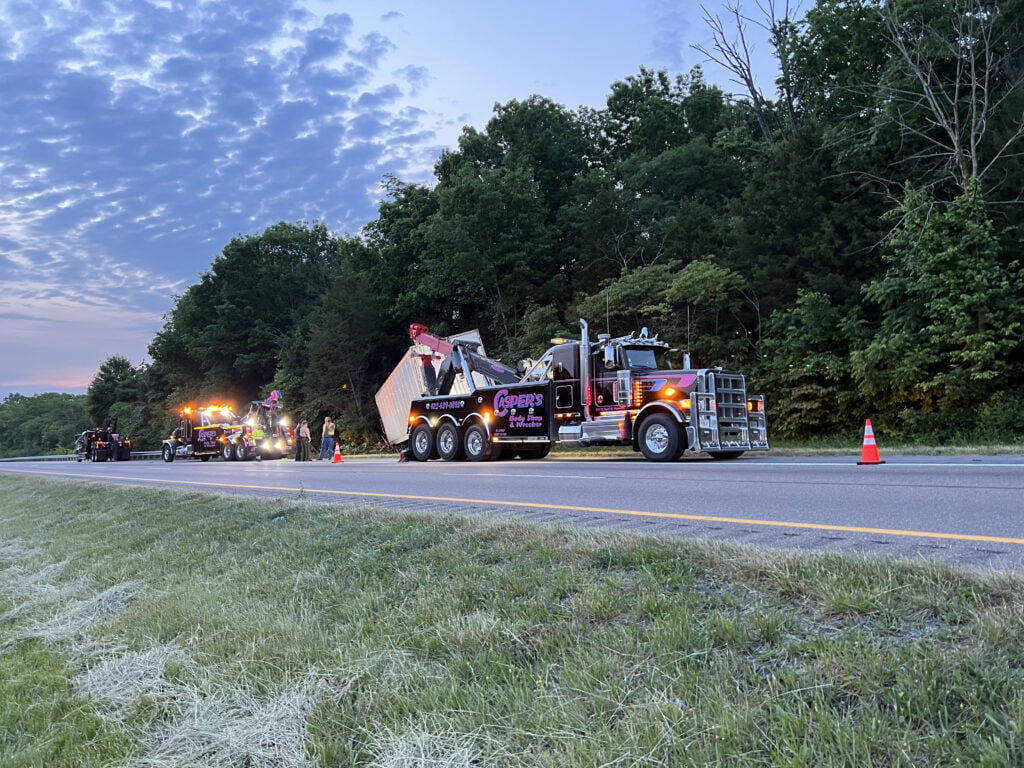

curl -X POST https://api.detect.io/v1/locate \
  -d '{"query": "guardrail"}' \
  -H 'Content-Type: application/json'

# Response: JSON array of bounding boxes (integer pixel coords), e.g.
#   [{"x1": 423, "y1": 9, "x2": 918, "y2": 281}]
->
[{"x1": 0, "y1": 452, "x2": 162, "y2": 462}]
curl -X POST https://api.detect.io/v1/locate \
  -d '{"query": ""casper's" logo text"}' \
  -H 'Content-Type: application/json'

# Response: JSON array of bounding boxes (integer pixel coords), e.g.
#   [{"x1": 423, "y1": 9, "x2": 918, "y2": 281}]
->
[{"x1": 493, "y1": 389, "x2": 544, "y2": 417}]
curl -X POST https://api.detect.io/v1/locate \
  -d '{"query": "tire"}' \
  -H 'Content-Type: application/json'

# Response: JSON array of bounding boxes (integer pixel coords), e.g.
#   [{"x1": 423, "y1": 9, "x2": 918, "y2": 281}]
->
[
  {"x1": 637, "y1": 413, "x2": 685, "y2": 462},
  {"x1": 710, "y1": 450, "x2": 744, "y2": 460},
  {"x1": 464, "y1": 424, "x2": 497, "y2": 462},
  {"x1": 221, "y1": 442, "x2": 235, "y2": 461},
  {"x1": 235, "y1": 442, "x2": 248, "y2": 461},
  {"x1": 409, "y1": 423, "x2": 436, "y2": 461},
  {"x1": 436, "y1": 423, "x2": 465, "y2": 461},
  {"x1": 162, "y1": 443, "x2": 175, "y2": 463},
  {"x1": 199, "y1": 455, "x2": 211, "y2": 462}
]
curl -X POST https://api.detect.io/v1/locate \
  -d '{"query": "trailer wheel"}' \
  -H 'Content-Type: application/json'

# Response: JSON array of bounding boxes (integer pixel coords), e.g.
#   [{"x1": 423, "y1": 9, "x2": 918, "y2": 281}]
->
[
  {"x1": 409, "y1": 423, "x2": 437, "y2": 461},
  {"x1": 436, "y1": 423, "x2": 465, "y2": 461},
  {"x1": 464, "y1": 424, "x2": 496, "y2": 462},
  {"x1": 162, "y1": 443, "x2": 175, "y2": 463},
  {"x1": 221, "y1": 442, "x2": 235, "y2": 461},
  {"x1": 235, "y1": 442, "x2": 248, "y2": 461},
  {"x1": 637, "y1": 414, "x2": 684, "y2": 461}
]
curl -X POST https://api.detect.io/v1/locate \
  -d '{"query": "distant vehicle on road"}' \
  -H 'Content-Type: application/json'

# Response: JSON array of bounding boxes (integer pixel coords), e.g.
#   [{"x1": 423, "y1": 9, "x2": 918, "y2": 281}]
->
[{"x1": 76, "y1": 418, "x2": 132, "y2": 462}]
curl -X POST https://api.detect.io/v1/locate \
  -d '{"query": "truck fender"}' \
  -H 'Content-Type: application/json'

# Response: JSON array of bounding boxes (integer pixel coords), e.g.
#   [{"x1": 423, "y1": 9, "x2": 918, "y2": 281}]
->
[
  {"x1": 631, "y1": 404, "x2": 686, "y2": 444},
  {"x1": 409, "y1": 415, "x2": 433, "y2": 433},
  {"x1": 460, "y1": 412, "x2": 490, "y2": 438}
]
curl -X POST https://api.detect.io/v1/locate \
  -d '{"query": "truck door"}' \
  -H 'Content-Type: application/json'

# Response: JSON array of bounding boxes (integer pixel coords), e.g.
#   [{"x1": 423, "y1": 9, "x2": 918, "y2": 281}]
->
[{"x1": 550, "y1": 345, "x2": 579, "y2": 421}]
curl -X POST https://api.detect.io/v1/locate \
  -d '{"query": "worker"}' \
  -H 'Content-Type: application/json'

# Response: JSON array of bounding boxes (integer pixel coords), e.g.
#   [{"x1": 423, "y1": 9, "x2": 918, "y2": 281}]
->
[
  {"x1": 317, "y1": 416, "x2": 336, "y2": 460},
  {"x1": 295, "y1": 419, "x2": 311, "y2": 461}
]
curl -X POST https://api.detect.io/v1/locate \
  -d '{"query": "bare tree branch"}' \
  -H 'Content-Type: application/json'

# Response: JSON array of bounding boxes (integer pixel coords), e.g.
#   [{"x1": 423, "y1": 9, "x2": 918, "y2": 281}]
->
[{"x1": 879, "y1": 0, "x2": 1024, "y2": 194}]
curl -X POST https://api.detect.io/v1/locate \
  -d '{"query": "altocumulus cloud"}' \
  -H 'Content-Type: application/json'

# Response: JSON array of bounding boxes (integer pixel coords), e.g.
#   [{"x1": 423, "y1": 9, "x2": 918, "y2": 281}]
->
[{"x1": 0, "y1": 0, "x2": 443, "y2": 393}]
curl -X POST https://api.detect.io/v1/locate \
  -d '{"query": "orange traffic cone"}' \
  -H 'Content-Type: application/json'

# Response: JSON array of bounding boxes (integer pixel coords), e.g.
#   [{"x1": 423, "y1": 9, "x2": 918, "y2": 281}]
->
[
  {"x1": 857, "y1": 420, "x2": 885, "y2": 465},
  {"x1": 332, "y1": 443, "x2": 343, "y2": 463}
]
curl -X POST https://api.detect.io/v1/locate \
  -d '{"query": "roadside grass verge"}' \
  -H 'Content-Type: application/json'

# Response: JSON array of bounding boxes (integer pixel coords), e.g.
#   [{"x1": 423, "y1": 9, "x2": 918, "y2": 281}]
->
[{"x1": 1, "y1": 475, "x2": 1022, "y2": 767}]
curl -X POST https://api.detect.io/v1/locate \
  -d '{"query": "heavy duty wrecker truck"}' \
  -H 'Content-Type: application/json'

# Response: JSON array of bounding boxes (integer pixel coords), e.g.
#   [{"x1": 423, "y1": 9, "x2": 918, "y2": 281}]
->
[
  {"x1": 161, "y1": 394, "x2": 295, "y2": 463},
  {"x1": 375, "y1": 319, "x2": 769, "y2": 462},
  {"x1": 75, "y1": 418, "x2": 132, "y2": 462}
]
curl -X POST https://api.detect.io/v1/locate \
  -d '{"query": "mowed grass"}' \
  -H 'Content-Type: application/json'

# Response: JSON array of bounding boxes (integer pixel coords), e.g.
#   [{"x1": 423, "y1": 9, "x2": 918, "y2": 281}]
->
[{"x1": 0, "y1": 476, "x2": 1022, "y2": 767}]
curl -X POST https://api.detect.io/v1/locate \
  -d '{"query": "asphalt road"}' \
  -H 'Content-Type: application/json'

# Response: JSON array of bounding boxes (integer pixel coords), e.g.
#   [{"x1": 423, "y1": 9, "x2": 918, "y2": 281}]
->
[{"x1": 3, "y1": 453, "x2": 1023, "y2": 571}]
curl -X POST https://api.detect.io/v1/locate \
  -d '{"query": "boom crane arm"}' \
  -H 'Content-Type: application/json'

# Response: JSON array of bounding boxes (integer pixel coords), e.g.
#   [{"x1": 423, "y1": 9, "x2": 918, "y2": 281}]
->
[{"x1": 408, "y1": 323, "x2": 518, "y2": 396}]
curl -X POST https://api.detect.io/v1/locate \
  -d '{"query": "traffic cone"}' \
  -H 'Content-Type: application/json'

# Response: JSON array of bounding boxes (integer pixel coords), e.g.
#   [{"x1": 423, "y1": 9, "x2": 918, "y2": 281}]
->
[
  {"x1": 857, "y1": 419, "x2": 885, "y2": 465},
  {"x1": 332, "y1": 443, "x2": 343, "y2": 463}
]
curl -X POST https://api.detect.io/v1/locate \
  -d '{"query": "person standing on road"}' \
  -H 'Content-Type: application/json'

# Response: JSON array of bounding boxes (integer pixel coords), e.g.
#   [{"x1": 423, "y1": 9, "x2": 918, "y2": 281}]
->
[
  {"x1": 317, "y1": 416, "x2": 336, "y2": 460},
  {"x1": 295, "y1": 419, "x2": 311, "y2": 461}
]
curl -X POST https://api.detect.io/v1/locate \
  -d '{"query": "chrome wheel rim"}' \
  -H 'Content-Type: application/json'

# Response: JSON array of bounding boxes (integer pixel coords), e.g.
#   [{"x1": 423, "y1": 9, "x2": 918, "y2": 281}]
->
[
  {"x1": 644, "y1": 424, "x2": 670, "y2": 455},
  {"x1": 439, "y1": 429, "x2": 454, "y2": 454},
  {"x1": 414, "y1": 430, "x2": 430, "y2": 454}
]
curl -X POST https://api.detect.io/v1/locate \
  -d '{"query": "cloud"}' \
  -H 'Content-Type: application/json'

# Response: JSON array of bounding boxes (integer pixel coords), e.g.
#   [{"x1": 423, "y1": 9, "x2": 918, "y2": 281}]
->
[{"x1": 0, "y1": 0, "x2": 449, "y2": 390}]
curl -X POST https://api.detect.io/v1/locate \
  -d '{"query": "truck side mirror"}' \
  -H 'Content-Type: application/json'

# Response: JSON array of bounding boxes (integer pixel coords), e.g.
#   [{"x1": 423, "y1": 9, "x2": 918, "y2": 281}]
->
[{"x1": 603, "y1": 346, "x2": 617, "y2": 369}]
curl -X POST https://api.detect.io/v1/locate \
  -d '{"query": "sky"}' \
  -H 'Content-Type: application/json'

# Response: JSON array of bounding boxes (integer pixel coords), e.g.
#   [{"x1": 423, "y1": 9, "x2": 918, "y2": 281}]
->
[{"x1": 0, "y1": 0, "x2": 780, "y2": 400}]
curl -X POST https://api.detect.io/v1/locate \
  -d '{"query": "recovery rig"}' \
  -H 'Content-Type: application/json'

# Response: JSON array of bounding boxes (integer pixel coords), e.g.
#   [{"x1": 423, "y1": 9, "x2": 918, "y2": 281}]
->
[
  {"x1": 375, "y1": 319, "x2": 769, "y2": 462},
  {"x1": 161, "y1": 395, "x2": 294, "y2": 462},
  {"x1": 75, "y1": 418, "x2": 132, "y2": 462}
]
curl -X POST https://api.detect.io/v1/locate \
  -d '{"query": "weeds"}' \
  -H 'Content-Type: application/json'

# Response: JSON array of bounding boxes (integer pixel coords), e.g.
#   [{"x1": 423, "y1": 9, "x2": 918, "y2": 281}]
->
[{"x1": 1, "y1": 475, "x2": 1022, "y2": 767}]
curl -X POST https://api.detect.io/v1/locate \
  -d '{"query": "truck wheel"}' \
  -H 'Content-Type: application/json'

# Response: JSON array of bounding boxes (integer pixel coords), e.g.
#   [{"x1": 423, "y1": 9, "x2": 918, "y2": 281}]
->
[
  {"x1": 464, "y1": 424, "x2": 496, "y2": 462},
  {"x1": 637, "y1": 414, "x2": 684, "y2": 461},
  {"x1": 436, "y1": 423, "x2": 465, "y2": 461},
  {"x1": 200, "y1": 455, "x2": 211, "y2": 462},
  {"x1": 162, "y1": 443, "x2": 175, "y2": 463},
  {"x1": 221, "y1": 442, "x2": 235, "y2": 461},
  {"x1": 235, "y1": 442, "x2": 248, "y2": 461},
  {"x1": 410, "y1": 423, "x2": 437, "y2": 461},
  {"x1": 711, "y1": 451, "x2": 744, "y2": 460}
]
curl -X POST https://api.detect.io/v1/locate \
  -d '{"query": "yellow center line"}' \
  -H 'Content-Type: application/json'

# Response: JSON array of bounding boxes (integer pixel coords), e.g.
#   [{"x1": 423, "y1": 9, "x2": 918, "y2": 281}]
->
[{"x1": 7, "y1": 469, "x2": 1024, "y2": 546}]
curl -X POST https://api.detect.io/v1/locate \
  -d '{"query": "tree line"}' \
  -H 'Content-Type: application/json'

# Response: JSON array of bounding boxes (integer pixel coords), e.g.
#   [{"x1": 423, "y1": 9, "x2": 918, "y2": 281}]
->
[{"x1": 3, "y1": 0, "x2": 1023, "y2": 456}]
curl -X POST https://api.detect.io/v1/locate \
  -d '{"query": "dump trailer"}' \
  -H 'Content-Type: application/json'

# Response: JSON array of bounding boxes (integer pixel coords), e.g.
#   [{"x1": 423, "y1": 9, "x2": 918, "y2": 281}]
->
[
  {"x1": 75, "y1": 418, "x2": 132, "y2": 462},
  {"x1": 375, "y1": 320, "x2": 769, "y2": 462}
]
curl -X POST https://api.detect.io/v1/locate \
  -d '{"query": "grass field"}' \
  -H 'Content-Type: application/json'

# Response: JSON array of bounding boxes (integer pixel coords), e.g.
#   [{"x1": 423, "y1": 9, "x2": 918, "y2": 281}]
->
[{"x1": 1, "y1": 474, "x2": 1022, "y2": 767}]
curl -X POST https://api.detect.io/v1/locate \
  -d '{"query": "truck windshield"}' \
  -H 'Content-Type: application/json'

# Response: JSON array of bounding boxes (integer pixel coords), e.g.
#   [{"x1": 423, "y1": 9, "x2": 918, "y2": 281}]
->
[{"x1": 624, "y1": 348, "x2": 659, "y2": 369}]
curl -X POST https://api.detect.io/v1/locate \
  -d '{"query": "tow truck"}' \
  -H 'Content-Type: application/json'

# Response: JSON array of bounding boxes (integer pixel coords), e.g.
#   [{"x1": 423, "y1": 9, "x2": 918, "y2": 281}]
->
[
  {"x1": 240, "y1": 390, "x2": 295, "y2": 460},
  {"x1": 75, "y1": 418, "x2": 132, "y2": 462},
  {"x1": 375, "y1": 319, "x2": 769, "y2": 462},
  {"x1": 162, "y1": 397, "x2": 295, "y2": 463}
]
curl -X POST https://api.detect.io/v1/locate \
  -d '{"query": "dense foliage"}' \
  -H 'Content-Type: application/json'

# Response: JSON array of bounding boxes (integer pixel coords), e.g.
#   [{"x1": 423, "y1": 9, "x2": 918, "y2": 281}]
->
[
  {"x1": 0, "y1": 393, "x2": 90, "y2": 457},
  {"x1": 11, "y1": 0, "x2": 1022, "y2": 452}
]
